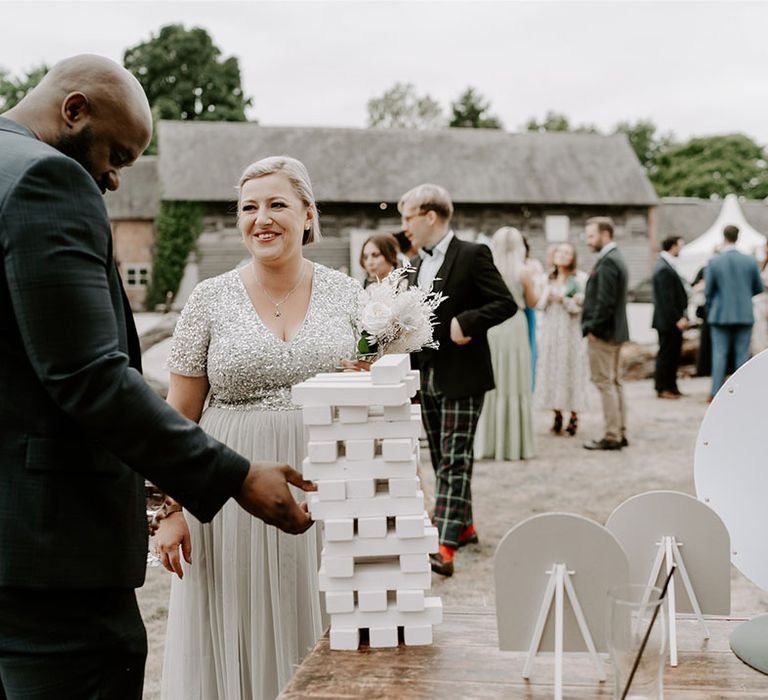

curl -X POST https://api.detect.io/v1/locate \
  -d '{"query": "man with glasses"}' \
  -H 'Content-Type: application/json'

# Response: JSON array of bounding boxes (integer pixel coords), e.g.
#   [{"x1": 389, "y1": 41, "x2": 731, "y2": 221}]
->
[{"x1": 399, "y1": 184, "x2": 516, "y2": 576}]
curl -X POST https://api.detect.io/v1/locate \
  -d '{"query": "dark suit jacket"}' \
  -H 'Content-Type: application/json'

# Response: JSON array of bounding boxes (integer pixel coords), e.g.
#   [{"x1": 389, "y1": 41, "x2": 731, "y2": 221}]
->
[
  {"x1": 652, "y1": 256, "x2": 688, "y2": 332},
  {"x1": 581, "y1": 246, "x2": 629, "y2": 343},
  {"x1": 0, "y1": 117, "x2": 249, "y2": 589},
  {"x1": 408, "y1": 236, "x2": 517, "y2": 399},
  {"x1": 705, "y1": 249, "x2": 765, "y2": 326}
]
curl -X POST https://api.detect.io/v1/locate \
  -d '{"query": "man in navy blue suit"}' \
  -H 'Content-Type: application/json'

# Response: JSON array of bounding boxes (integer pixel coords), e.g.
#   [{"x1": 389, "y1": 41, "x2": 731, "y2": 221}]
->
[{"x1": 705, "y1": 225, "x2": 765, "y2": 399}]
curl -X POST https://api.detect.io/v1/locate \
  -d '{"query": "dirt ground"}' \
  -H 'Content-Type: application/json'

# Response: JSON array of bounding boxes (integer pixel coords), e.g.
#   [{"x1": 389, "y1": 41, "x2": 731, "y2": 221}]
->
[{"x1": 136, "y1": 375, "x2": 767, "y2": 699}]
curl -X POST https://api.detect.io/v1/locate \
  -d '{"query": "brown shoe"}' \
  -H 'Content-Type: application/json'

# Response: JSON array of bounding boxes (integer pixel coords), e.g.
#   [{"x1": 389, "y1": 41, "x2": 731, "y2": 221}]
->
[
  {"x1": 430, "y1": 552, "x2": 454, "y2": 577},
  {"x1": 658, "y1": 391, "x2": 680, "y2": 400}
]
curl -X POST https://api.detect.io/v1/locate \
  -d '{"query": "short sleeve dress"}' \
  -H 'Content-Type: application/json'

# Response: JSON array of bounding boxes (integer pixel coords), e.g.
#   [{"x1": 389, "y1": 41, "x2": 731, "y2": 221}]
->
[{"x1": 160, "y1": 263, "x2": 360, "y2": 700}]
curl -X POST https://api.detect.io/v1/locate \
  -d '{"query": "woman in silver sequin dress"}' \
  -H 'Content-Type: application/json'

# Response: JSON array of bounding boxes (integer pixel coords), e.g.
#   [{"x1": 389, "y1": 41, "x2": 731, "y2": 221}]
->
[{"x1": 154, "y1": 156, "x2": 360, "y2": 699}]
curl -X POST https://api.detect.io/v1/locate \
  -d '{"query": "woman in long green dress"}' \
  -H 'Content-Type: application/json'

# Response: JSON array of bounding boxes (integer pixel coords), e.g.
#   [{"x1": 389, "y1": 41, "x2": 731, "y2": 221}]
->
[{"x1": 474, "y1": 227, "x2": 538, "y2": 460}]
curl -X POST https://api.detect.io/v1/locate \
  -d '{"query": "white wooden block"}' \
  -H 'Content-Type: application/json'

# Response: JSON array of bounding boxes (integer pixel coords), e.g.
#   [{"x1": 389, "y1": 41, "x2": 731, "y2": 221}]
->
[
  {"x1": 324, "y1": 556, "x2": 354, "y2": 578},
  {"x1": 317, "y1": 480, "x2": 347, "y2": 502},
  {"x1": 302, "y1": 405, "x2": 333, "y2": 425},
  {"x1": 309, "y1": 413, "x2": 421, "y2": 442},
  {"x1": 319, "y1": 562, "x2": 431, "y2": 592},
  {"x1": 345, "y1": 439, "x2": 374, "y2": 461},
  {"x1": 357, "y1": 516, "x2": 387, "y2": 538},
  {"x1": 292, "y1": 381, "x2": 409, "y2": 407},
  {"x1": 383, "y1": 402, "x2": 413, "y2": 421},
  {"x1": 346, "y1": 479, "x2": 375, "y2": 500},
  {"x1": 309, "y1": 492, "x2": 424, "y2": 520},
  {"x1": 404, "y1": 625, "x2": 433, "y2": 645},
  {"x1": 325, "y1": 526, "x2": 438, "y2": 558},
  {"x1": 329, "y1": 627, "x2": 359, "y2": 651},
  {"x1": 400, "y1": 553, "x2": 430, "y2": 573},
  {"x1": 396, "y1": 513, "x2": 428, "y2": 539},
  {"x1": 303, "y1": 456, "x2": 417, "y2": 481},
  {"x1": 389, "y1": 477, "x2": 420, "y2": 498},
  {"x1": 330, "y1": 597, "x2": 442, "y2": 628},
  {"x1": 396, "y1": 589, "x2": 425, "y2": 612},
  {"x1": 358, "y1": 590, "x2": 388, "y2": 612},
  {"x1": 307, "y1": 441, "x2": 338, "y2": 463},
  {"x1": 405, "y1": 370, "x2": 420, "y2": 395},
  {"x1": 382, "y1": 438, "x2": 415, "y2": 462},
  {"x1": 369, "y1": 626, "x2": 399, "y2": 648},
  {"x1": 371, "y1": 354, "x2": 410, "y2": 385},
  {"x1": 338, "y1": 405, "x2": 369, "y2": 423},
  {"x1": 325, "y1": 590, "x2": 355, "y2": 614},
  {"x1": 312, "y1": 372, "x2": 372, "y2": 382},
  {"x1": 324, "y1": 518, "x2": 354, "y2": 541}
]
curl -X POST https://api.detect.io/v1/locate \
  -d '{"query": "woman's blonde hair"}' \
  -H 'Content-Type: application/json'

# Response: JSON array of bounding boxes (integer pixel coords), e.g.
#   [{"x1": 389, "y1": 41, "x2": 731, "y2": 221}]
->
[
  {"x1": 237, "y1": 155, "x2": 321, "y2": 244},
  {"x1": 490, "y1": 226, "x2": 527, "y2": 285}
]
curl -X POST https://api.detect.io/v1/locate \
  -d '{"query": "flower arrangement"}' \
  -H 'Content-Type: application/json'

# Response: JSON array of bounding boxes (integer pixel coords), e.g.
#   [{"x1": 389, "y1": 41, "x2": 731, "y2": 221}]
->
[{"x1": 356, "y1": 266, "x2": 445, "y2": 359}]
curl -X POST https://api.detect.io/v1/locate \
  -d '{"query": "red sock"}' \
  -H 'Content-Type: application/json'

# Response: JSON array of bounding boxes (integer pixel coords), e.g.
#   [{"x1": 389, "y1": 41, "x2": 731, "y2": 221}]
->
[
  {"x1": 439, "y1": 544, "x2": 456, "y2": 561},
  {"x1": 459, "y1": 524, "x2": 476, "y2": 542}
]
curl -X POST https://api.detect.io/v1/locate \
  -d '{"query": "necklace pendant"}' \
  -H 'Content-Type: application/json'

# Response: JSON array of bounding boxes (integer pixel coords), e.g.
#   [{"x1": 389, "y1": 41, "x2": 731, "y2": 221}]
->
[{"x1": 274, "y1": 310, "x2": 281, "y2": 317}]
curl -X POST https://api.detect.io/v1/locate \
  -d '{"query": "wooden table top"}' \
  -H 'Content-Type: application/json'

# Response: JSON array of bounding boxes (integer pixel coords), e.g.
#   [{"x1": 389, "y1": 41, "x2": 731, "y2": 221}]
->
[{"x1": 280, "y1": 606, "x2": 768, "y2": 699}]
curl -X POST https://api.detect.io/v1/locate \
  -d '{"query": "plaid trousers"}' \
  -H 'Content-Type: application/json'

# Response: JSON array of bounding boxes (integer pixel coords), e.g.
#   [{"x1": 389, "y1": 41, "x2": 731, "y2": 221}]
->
[{"x1": 419, "y1": 365, "x2": 485, "y2": 548}]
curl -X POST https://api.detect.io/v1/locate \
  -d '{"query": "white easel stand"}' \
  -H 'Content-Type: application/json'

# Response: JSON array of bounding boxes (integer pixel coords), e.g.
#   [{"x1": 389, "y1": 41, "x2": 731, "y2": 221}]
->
[
  {"x1": 522, "y1": 564, "x2": 606, "y2": 700},
  {"x1": 642, "y1": 535, "x2": 711, "y2": 666}
]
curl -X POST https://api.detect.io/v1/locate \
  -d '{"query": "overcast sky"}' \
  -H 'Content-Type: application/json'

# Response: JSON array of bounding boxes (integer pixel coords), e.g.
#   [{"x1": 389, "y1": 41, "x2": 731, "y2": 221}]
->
[{"x1": 2, "y1": 0, "x2": 768, "y2": 143}]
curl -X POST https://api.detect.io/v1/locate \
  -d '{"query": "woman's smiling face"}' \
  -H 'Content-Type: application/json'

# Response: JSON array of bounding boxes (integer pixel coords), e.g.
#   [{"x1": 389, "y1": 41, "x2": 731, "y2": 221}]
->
[{"x1": 239, "y1": 173, "x2": 311, "y2": 264}]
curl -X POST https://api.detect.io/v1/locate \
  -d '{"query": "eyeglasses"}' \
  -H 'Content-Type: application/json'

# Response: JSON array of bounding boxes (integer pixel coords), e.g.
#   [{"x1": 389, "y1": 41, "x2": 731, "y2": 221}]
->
[{"x1": 401, "y1": 210, "x2": 429, "y2": 225}]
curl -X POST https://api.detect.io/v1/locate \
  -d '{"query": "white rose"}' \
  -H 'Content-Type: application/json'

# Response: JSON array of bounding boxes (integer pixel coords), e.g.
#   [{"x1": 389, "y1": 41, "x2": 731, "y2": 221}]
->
[{"x1": 361, "y1": 301, "x2": 393, "y2": 337}]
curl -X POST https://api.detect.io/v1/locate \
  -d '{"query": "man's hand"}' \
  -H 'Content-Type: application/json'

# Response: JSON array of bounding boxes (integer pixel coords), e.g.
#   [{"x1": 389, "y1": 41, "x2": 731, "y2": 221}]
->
[
  {"x1": 676, "y1": 318, "x2": 689, "y2": 331},
  {"x1": 587, "y1": 332, "x2": 597, "y2": 342},
  {"x1": 450, "y1": 317, "x2": 472, "y2": 345},
  {"x1": 235, "y1": 462, "x2": 317, "y2": 535}
]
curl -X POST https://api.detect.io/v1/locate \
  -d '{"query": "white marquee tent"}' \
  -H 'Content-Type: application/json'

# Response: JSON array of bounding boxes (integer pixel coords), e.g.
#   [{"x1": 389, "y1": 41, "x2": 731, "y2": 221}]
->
[{"x1": 677, "y1": 194, "x2": 767, "y2": 281}]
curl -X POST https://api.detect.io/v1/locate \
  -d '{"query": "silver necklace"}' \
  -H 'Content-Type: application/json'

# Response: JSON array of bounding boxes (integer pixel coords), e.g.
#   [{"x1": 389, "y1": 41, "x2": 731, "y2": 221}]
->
[{"x1": 254, "y1": 262, "x2": 308, "y2": 318}]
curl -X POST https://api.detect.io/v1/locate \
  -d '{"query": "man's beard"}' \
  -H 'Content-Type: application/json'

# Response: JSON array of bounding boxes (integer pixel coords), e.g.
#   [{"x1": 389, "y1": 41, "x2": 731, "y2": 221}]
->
[{"x1": 52, "y1": 126, "x2": 102, "y2": 192}]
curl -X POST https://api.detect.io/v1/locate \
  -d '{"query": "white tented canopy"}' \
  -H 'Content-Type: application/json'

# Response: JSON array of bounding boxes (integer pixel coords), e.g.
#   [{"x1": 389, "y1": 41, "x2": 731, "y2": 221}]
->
[{"x1": 677, "y1": 194, "x2": 767, "y2": 282}]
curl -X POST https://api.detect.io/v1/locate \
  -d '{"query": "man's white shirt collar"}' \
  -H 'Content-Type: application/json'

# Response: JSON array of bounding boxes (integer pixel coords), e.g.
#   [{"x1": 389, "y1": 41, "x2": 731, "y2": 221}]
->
[
  {"x1": 419, "y1": 230, "x2": 454, "y2": 260},
  {"x1": 660, "y1": 250, "x2": 679, "y2": 270},
  {"x1": 417, "y1": 230, "x2": 454, "y2": 289},
  {"x1": 598, "y1": 241, "x2": 617, "y2": 259}
]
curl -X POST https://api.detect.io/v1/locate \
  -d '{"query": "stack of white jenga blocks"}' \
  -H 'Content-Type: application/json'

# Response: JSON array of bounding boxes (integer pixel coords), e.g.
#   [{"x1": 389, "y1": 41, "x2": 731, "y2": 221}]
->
[{"x1": 291, "y1": 353, "x2": 443, "y2": 650}]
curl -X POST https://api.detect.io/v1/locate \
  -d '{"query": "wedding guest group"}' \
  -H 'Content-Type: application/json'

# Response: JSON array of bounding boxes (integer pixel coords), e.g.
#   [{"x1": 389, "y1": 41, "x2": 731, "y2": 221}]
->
[
  {"x1": 705, "y1": 224, "x2": 765, "y2": 400},
  {"x1": 0, "y1": 56, "x2": 313, "y2": 700},
  {"x1": 474, "y1": 227, "x2": 537, "y2": 462},
  {"x1": 154, "y1": 156, "x2": 362, "y2": 699},
  {"x1": 535, "y1": 242, "x2": 590, "y2": 437},
  {"x1": 580, "y1": 217, "x2": 630, "y2": 451},
  {"x1": 400, "y1": 184, "x2": 516, "y2": 577},
  {"x1": 652, "y1": 236, "x2": 689, "y2": 399}
]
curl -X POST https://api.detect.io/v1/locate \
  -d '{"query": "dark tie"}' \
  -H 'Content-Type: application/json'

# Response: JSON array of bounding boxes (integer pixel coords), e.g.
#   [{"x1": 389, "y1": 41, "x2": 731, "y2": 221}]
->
[{"x1": 422, "y1": 247, "x2": 433, "y2": 256}]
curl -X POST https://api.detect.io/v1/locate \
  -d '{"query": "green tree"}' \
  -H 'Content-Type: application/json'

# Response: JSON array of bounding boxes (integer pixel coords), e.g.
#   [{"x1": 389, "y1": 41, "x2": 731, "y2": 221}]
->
[
  {"x1": 652, "y1": 133, "x2": 768, "y2": 198},
  {"x1": 123, "y1": 24, "x2": 252, "y2": 127},
  {"x1": 145, "y1": 201, "x2": 204, "y2": 309},
  {"x1": 0, "y1": 64, "x2": 48, "y2": 111},
  {"x1": 367, "y1": 82, "x2": 443, "y2": 129},
  {"x1": 613, "y1": 119, "x2": 674, "y2": 174},
  {"x1": 449, "y1": 87, "x2": 502, "y2": 129},
  {"x1": 524, "y1": 110, "x2": 598, "y2": 134}
]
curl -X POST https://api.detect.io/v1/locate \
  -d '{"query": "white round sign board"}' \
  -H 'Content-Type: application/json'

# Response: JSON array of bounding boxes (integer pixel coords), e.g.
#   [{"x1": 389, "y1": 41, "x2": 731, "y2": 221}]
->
[{"x1": 694, "y1": 350, "x2": 768, "y2": 591}]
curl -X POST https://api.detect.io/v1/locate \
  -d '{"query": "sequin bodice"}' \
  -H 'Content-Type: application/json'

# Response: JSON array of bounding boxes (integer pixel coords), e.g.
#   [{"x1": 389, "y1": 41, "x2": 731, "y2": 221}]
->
[{"x1": 167, "y1": 264, "x2": 360, "y2": 410}]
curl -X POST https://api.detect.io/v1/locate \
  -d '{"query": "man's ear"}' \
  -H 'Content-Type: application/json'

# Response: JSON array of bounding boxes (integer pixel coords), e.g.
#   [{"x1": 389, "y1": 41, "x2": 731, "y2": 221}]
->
[
  {"x1": 61, "y1": 92, "x2": 90, "y2": 128},
  {"x1": 426, "y1": 210, "x2": 438, "y2": 226}
]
